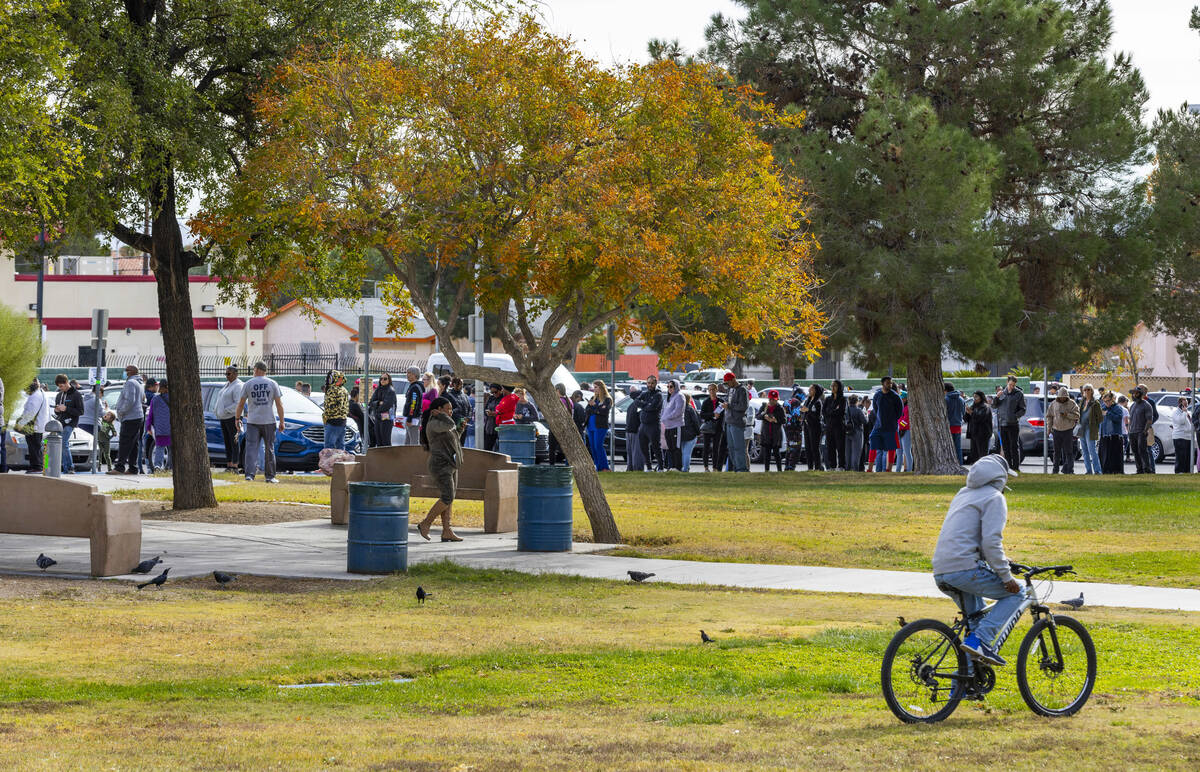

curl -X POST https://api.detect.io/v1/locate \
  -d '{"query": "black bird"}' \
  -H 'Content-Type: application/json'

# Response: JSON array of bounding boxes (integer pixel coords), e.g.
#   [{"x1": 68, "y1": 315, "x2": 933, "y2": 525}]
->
[
  {"x1": 897, "y1": 616, "x2": 907, "y2": 628},
  {"x1": 700, "y1": 630, "x2": 714, "y2": 644},
  {"x1": 131, "y1": 556, "x2": 162, "y2": 574},
  {"x1": 416, "y1": 586, "x2": 430, "y2": 604},
  {"x1": 627, "y1": 570, "x2": 656, "y2": 583},
  {"x1": 1060, "y1": 593, "x2": 1085, "y2": 609},
  {"x1": 213, "y1": 571, "x2": 236, "y2": 587},
  {"x1": 36, "y1": 554, "x2": 56, "y2": 571},
  {"x1": 136, "y1": 568, "x2": 170, "y2": 590}
]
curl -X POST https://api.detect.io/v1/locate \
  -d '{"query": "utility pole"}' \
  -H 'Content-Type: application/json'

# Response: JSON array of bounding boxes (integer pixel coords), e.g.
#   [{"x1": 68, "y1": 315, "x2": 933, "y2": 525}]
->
[
  {"x1": 1042, "y1": 365, "x2": 1049, "y2": 474},
  {"x1": 472, "y1": 305, "x2": 485, "y2": 449},
  {"x1": 89, "y1": 309, "x2": 109, "y2": 473},
  {"x1": 358, "y1": 315, "x2": 373, "y2": 447},
  {"x1": 608, "y1": 323, "x2": 617, "y2": 461}
]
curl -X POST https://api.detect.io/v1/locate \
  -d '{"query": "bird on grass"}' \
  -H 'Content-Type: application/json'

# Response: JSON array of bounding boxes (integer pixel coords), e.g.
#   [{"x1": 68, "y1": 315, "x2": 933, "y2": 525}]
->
[
  {"x1": 131, "y1": 556, "x2": 162, "y2": 574},
  {"x1": 1060, "y1": 593, "x2": 1085, "y2": 609},
  {"x1": 897, "y1": 616, "x2": 907, "y2": 628},
  {"x1": 136, "y1": 568, "x2": 170, "y2": 590},
  {"x1": 36, "y1": 554, "x2": 56, "y2": 571},
  {"x1": 416, "y1": 586, "x2": 430, "y2": 605},
  {"x1": 627, "y1": 570, "x2": 655, "y2": 583},
  {"x1": 213, "y1": 571, "x2": 236, "y2": 587},
  {"x1": 700, "y1": 630, "x2": 715, "y2": 644}
]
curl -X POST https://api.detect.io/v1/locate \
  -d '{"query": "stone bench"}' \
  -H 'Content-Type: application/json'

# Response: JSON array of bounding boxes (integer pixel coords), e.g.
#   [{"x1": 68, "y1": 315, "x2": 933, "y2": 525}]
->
[
  {"x1": 331, "y1": 445, "x2": 519, "y2": 532},
  {"x1": 0, "y1": 475, "x2": 141, "y2": 576}
]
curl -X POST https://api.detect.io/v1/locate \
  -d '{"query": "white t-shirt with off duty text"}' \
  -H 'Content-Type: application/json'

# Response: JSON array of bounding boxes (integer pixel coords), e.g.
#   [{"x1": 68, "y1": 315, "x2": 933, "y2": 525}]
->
[{"x1": 243, "y1": 376, "x2": 282, "y2": 424}]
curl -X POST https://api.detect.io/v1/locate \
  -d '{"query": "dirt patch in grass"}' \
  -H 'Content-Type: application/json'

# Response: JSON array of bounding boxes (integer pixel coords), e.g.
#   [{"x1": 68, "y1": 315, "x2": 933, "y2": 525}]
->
[{"x1": 138, "y1": 501, "x2": 329, "y2": 525}]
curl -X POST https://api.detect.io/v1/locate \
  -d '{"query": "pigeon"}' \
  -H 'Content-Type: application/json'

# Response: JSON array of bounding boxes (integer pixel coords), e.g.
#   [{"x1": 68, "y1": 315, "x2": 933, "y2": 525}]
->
[
  {"x1": 213, "y1": 571, "x2": 236, "y2": 587},
  {"x1": 136, "y1": 568, "x2": 170, "y2": 590},
  {"x1": 131, "y1": 556, "x2": 162, "y2": 574},
  {"x1": 1060, "y1": 593, "x2": 1084, "y2": 609},
  {"x1": 897, "y1": 616, "x2": 907, "y2": 628},
  {"x1": 627, "y1": 570, "x2": 656, "y2": 583},
  {"x1": 416, "y1": 586, "x2": 430, "y2": 604},
  {"x1": 700, "y1": 630, "x2": 715, "y2": 644},
  {"x1": 36, "y1": 554, "x2": 56, "y2": 571}
]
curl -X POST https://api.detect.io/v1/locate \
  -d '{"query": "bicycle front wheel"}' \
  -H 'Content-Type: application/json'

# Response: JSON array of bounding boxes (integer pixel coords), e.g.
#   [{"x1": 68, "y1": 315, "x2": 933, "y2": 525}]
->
[
  {"x1": 1016, "y1": 615, "x2": 1096, "y2": 717},
  {"x1": 881, "y1": 618, "x2": 967, "y2": 723}
]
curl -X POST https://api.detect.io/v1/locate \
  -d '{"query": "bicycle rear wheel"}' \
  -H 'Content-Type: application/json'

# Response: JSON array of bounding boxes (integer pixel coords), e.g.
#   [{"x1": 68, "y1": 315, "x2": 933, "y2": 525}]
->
[
  {"x1": 1016, "y1": 615, "x2": 1096, "y2": 717},
  {"x1": 881, "y1": 618, "x2": 968, "y2": 723}
]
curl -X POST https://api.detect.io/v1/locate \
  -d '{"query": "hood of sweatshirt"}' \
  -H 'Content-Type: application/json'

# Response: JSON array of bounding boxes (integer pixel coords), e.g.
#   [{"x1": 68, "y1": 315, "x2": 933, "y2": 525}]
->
[{"x1": 964, "y1": 454, "x2": 1015, "y2": 492}]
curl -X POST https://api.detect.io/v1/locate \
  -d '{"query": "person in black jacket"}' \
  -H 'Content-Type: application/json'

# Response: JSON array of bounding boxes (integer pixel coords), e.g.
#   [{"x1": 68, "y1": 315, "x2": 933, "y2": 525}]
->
[
  {"x1": 964, "y1": 391, "x2": 993, "y2": 464},
  {"x1": 369, "y1": 372, "x2": 398, "y2": 447},
  {"x1": 52, "y1": 374, "x2": 84, "y2": 474},
  {"x1": 400, "y1": 366, "x2": 424, "y2": 445},
  {"x1": 844, "y1": 395, "x2": 867, "y2": 471},
  {"x1": 635, "y1": 375, "x2": 663, "y2": 471},
  {"x1": 699, "y1": 383, "x2": 723, "y2": 472},
  {"x1": 801, "y1": 383, "x2": 825, "y2": 471},
  {"x1": 571, "y1": 390, "x2": 588, "y2": 441},
  {"x1": 824, "y1": 380, "x2": 847, "y2": 470},
  {"x1": 625, "y1": 386, "x2": 644, "y2": 471},
  {"x1": 585, "y1": 381, "x2": 613, "y2": 471},
  {"x1": 348, "y1": 385, "x2": 367, "y2": 448},
  {"x1": 757, "y1": 390, "x2": 787, "y2": 472},
  {"x1": 483, "y1": 383, "x2": 502, "y2": 451},
  {"x1": 680, "y1": 393, "x2": 701, "y2": 470}
]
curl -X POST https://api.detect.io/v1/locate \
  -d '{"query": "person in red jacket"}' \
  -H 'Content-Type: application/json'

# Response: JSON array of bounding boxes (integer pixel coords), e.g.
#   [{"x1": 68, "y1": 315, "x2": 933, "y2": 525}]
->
[{"x1": 494, "y1": 385, "x2": 518, "y2": 426}]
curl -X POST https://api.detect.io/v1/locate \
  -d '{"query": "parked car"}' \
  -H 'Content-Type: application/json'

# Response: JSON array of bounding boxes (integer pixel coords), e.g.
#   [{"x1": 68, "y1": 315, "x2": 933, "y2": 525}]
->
[{"x1": 4, "y1": 390, "x2": 121, "y2": 470}]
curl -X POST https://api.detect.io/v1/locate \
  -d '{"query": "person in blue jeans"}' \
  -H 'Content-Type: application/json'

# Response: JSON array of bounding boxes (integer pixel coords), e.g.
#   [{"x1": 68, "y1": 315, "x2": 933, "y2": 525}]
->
[
  {"x1": 584, "y1": 381, "x2": 612, "y2": 471},
  {"x1": 931, "y1": 454, "x2": 1025, "y2": 666}
]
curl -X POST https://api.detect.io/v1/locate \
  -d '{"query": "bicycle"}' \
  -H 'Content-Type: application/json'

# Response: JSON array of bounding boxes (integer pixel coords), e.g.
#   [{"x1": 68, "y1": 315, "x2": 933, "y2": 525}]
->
[{"x1": 881, "y1": 562, "x2": 1097, "y2": 723}]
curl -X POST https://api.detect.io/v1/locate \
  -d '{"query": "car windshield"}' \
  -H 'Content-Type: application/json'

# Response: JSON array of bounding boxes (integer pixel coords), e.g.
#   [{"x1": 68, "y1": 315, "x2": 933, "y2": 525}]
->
[
  {"x1": 279, "y1": 387, "x2": 323, "y2": 416},
  {"x1": 682, "y1": 371, "x2": 718, "y2": 383}
]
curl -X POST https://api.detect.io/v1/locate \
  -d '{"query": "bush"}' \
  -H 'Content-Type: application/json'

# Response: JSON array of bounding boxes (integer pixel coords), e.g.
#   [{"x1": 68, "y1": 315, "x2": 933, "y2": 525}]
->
[
  {"x1": 0, "y1": 303, "x2": 41, "y2": 422},
  {"x1": 579, "y1": 331, "x2": 623, "y2": 357}
]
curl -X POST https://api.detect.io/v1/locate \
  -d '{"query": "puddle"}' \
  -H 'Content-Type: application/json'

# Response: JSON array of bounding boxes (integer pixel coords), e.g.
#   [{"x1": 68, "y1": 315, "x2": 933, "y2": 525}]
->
[{"x1": 278, "y1": 677, "x2": 413, "y2": 689}]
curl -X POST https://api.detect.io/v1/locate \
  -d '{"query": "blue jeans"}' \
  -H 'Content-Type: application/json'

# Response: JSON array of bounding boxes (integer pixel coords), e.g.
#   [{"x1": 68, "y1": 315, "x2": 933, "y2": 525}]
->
[
  {"x1": 898, "y1": 432, "x2": 914, "y2": 472},
  {"x1": 153, "y1": 444, "x2": 171, "y2": 470},
  {"x1": 323, "y1": 423, "x2": 346, "y2": 450},
  {"x1": 586, "y1": 425, "x2": 610, "y2": 471},
  {"x1": 935, "y1": 565, "x2": 1029, "y2": 648},
  {"x1": 725, "y1": 422, "x2": 748, "y2": 472},
  {"x1": 61, "y1": 426, "x2": 75, "y2": 472},
  {"x1": 1079, "y1": 427, "x2": 1099, "y2": 474},
  {"x1": 680, "y1": 437, "x2": 697, "y2": 471},
  {"x1": 950, "y1": 432, "x2": 962, "y2": 465}
]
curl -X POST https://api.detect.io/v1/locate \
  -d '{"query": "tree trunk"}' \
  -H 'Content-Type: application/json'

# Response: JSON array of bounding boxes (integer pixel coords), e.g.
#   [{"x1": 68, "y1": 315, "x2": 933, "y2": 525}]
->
[
  {"x1": 778, "y1": 345, "x2": 795, "y2": 387},
  {"x1": 906, "y1": 354, "x2": 964, "y2": 475},
  {"x1": 152, "y1": 171, "x2": 218, "y2": 509},
  {"x1": 525, "y1": 379, "x2": 621, "y2": 544}
]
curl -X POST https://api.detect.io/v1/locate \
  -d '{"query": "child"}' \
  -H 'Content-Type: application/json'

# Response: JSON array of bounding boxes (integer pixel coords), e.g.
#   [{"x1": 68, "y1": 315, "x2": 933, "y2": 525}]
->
[{"x1": 97, "y1": 411, "x2": 116, "y2": 471}]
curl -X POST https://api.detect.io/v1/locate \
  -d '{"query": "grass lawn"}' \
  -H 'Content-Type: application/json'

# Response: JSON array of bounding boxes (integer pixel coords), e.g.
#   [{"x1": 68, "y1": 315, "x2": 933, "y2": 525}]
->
[
  {"x1": 122, "y1": 472, "x2": 1200, "y2": 589},
  {"x1": 1, "y1": 564, "x2": 1199, "y2": 769}
]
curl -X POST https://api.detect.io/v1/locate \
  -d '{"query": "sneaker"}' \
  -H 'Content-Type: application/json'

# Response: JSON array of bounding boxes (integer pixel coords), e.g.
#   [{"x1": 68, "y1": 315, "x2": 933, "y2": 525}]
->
[
  {"x1": 960, "y1": 633, "x2": 1006, "y2": 666},
  {"x1": 265, "y1": 478, "x2": 279, "y2": 484},
  {"x1": 245, "y1": 476, "x2": 254, "y2": 482}
]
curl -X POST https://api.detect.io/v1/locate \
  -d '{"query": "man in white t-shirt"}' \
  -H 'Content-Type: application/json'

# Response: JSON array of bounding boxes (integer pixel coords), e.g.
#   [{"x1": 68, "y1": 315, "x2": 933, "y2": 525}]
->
[{"x1": 235, "y1": 361, "x2": 285, "y2": 483}]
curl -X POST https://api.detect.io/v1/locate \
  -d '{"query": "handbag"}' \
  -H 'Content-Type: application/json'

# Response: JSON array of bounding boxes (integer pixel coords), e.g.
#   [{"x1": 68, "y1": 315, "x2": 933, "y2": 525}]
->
[{"x1": 700, "y1": 420, "x2": 717, "y2": 435}]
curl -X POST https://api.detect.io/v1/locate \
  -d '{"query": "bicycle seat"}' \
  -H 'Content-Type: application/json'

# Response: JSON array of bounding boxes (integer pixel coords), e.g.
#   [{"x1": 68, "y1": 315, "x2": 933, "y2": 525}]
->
[{"x1": 935, "y1": 582, "x2": 967, "y2": 612}]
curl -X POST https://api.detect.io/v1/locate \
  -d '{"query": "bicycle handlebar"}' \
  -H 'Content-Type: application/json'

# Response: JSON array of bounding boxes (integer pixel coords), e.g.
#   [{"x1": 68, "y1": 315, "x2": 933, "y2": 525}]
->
[{"x1": 1009, "y1": 561, "x2": 1074, "y2": 578}]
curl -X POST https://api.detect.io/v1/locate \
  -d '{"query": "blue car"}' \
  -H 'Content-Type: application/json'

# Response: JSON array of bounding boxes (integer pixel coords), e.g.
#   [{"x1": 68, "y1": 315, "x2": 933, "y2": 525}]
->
[{"x1": 201, "y1": 382, "x2": 360, "y2": 472}]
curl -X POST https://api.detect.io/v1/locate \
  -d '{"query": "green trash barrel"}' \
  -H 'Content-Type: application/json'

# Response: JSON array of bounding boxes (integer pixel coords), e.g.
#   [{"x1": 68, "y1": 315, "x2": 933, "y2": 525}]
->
[
  {"x1": 498, "y1": 424, "x2": 538, "y2": 465},
  {"x1": 347, "y1": 482, "x2": 410, "y2": 574},
  {"x1": 517, "y1": 465, "x2": 574, "y2": 552}
]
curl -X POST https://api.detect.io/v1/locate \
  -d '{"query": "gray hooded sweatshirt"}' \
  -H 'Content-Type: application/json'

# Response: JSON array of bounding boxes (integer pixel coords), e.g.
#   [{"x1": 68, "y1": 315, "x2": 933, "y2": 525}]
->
[{"x1": 932, "y1": 455, "x2": 1013, "y2": 583}]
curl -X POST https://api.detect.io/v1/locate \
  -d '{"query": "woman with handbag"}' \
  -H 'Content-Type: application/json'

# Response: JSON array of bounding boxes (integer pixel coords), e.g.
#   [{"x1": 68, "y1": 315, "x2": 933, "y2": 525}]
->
[
  {"x1": 699, "y1": 383, "x2": 722, "y2": 472},
  {"x1": 16, "y1": 380, "x2": 50, "y2": 472},
  {"x1": 1077, "y1": 384, "x2": 1103, "y2": 474}
]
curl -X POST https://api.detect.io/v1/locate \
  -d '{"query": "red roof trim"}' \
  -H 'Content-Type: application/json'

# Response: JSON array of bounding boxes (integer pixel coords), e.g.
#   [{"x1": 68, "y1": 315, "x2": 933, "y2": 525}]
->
[
  {"x1": 43, "y1": 317, "x2": 265, "y2": 331},
  {"x1": 14, "y1": 274, "x2": 220, "y2": 283}
]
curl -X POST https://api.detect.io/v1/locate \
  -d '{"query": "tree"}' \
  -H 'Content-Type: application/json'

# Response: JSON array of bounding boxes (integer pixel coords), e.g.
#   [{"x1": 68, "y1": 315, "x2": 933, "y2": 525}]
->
[
  {"x1": 19, "y1": 0, "x2": 430, "y2": 509},
  {"x1": 579, "y1": 332, "x2": 623, "y2": 358},
  {"x1": 194, "y1": 12, "x2": 823, "y2": 541},
  {"x1": 708, "y1": 0, "x2": 1153, "y2": 472},
  {"x1": 0, "y1": 303, "x2": 43, "y2": 422}
]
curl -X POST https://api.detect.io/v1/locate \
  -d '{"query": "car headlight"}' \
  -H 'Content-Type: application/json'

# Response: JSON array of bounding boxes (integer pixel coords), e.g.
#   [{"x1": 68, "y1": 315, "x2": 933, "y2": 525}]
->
[{"x1": 283, "y1": 421, "x2": 305, "y2": 431}]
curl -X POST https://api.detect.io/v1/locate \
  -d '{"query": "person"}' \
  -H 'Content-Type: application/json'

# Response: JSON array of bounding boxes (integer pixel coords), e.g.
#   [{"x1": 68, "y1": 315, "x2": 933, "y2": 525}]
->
[
  {"x1": 869, "y1": 377, "x2": 903, "y2": 472},
  {"x1": 96, "y1": 411, "x2": 116, "y2": 471},
  {"x1": 16, "y1": 380, "x2": 49, "y2": 473},
  {"x1": 1098, "y1": 391, "x2": 1125, "y2": 474},
  {"x1": 369, "y1": 372, "x2": 398, "y2": 447},
  {"x1": 52, "y1": 374, "x2": 83, "y2": 474},
  {"x1": 348, "y1": 386, "x2": 366, "y2": 445},
  {"x1": 1138, "y1": 383, "x2": 1159, "y2": 473},
  {"x1": 495, "y1": 385, "x2": 518, "y2": 427},
  {"x1": 824, "y1": 380, "x2": 847, "y2": 470},
  {"x1": 416, "y1": 396, "x2": 462, "y2": 542},
  {"x1": 661, "y1": 379, "x2": 685, "y2": 470},
  {"x1": 216, "y1": 366, "x2": 243, "y2": 472},
  {"x1": 483, "y1": 383, "x2": 503, "y2": 451},
  {"x1": 1077, "y1": 385, "x2": 1102, "y2": 475},
  {"x1": 448, "y1": 377, "x2": 471, "y2": 442},
  {"x1": 570, "y1": 390, "x2": 588, "y2": 444},
  {"x1": 680, "y1": 393, "x2": 701, "y2": 471},
  {"x1": 1172, "y1": 396, "x2": 1193, "y2": 474},
  {"x1": 110, "y1": 366, "x2": 145, "y2": 475},
  {"x1": 585, "y1": 381, "x2": 612, "y2": 471},
  {"x1": 1118, "y1": 394, "x2": 1131, "y2": 462},
  {"x1": 635, "y1": 375, "x2": 664, "y2": 471},
  {"x1": 512, "y1": 388, "x2": 537, "y2": 424},
  {"x1": 146, "y1": 380, "x2": 172, "y2": 471},
  {"x1": 722, "y1": 373, "x2": 750, "y2": 472},
  {"x1": 992, "y1": 376, "x2": 1026, "y2": 470},
  {"x1": 1045, "y1": 386, "x2": 1080, "y2": 474},
  {"x1": 463, "y1": 383, "x2": 477, "y2": 448},
  {"x1": 844, "y1": 394, "x2": 867, "y2": 471},
  {"x1": 401, "y1": 367, "x2": 424, "y2": 445},
  {"x1": 758, "y1": 390, "x2": 786, "y2": 472},
  {"x1": 547, "y1": 382, "x2": 574, "y2": 464},
  {"x1": 896, "y1": 392, "x2": 914, "y2": 472},
  {"x1": 79, "y1": 382, "x2": 103, "y2": 438},
  {"x1": 964, "y1": 391, "x2": 993, "y2": 465},
  {"x1": 699, "y1": 383, "x2": 722, "y2": 473},
  {"x1": 932, "y1": 454, "x2": 1024, "y2": 667},
  {"x1": 139, "y1": 378, "x2": 159, "y2": 474},
  {"x1": 625, "y1": 385, "x2": 645, "y2": 471},
  {"x1": 236, "y1": 362, "x2": 285, "y2": 483},
  {"x1": 321, "y1": 370, "x2": 350, "y2": 450},
  {"x1": 801, "y1": 383, "x2": 824, "y2": 471},
  {"x1": 944, "y1": 383, "x2": 966, "y2": 464},
  {"x1": 0, "y1": 374, "x2": 7, "y2": 472},
  {"x1": 420, "y1": 372, "x2": 436, "y2": 413},
  {"x1": 1127, "y1": 387, "x2": 1153, "y2": 474}
]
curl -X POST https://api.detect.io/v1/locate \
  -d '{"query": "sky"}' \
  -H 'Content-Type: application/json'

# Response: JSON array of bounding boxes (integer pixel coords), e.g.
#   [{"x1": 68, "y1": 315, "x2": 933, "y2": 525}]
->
[{"x1": 533, "y1": 0, "x2": 1200, "y2": 116}]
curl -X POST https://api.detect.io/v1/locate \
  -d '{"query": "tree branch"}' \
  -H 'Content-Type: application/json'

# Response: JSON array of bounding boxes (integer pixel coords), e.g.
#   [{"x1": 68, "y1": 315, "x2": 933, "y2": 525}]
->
[{"x1": 111, "y1": 221, "x2": 153, "y2": 253}]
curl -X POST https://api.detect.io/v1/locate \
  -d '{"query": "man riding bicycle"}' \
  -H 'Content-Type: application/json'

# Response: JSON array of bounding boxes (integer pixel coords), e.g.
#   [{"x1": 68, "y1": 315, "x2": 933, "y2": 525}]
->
[{"x1": 932, "y1": 454, "x2": 1024, "y2": 666}]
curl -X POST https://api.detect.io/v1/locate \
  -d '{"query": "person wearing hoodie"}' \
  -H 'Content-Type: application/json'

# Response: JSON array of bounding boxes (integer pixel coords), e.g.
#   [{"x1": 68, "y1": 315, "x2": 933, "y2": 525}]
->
[
  {"x1": 964, "y1": 391, "x2": 993, "y2": 464},
  {"x1": 146, "y1": 380, "x2": 172, "y2": 471},
  {"x1": 322, "y1": 370, "x2": 350, "y2": 450},
  {"x1": 661, "y1": 379, "x2": 685, "y2": 470},
  {"x1": 111, "y1": 365, "x2": 146, "y2": 474},
  {"x1": 800, "y1": 383, "x2": 825, "y2": 471},
  {"x1": 944, "y1": 383, "x2": 966, "y2": 464},
  {"x1": 932, "y1": 454, "x2": 1025, "y2": 667},
  {"x1": 843, "y1": 395, "x2": 867, "y2": 472},
  {"x1": 824, "y1": 380, "x2": 847, "y2": 470},
  {"x1": 1045, "y1": 387, "x2": 1081, "y2": 474}
]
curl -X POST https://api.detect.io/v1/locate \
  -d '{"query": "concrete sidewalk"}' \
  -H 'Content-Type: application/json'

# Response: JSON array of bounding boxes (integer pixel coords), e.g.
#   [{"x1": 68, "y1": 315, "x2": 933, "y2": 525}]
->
[{"x1": 1, "y1": 517, "x2": 1198, "y2": 611}]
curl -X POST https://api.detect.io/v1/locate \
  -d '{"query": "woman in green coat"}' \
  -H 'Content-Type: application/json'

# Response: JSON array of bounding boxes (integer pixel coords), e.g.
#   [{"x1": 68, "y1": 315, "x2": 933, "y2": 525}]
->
[{"x1": 417, "y1": 397, "x2": 463, "y2": 542}]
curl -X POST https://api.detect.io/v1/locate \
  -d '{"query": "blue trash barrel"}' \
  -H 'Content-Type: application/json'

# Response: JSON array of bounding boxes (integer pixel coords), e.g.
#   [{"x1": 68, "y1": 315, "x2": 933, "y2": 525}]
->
[
  {"x1": 498, "y1": 424, "x2": 538, "y2": 465},
  {"x1": 518, "y1": 465, "x2": 574, "y2": 552},
  {"x1": 347, "y1": 482, "x2": 410, "y2": 574}
]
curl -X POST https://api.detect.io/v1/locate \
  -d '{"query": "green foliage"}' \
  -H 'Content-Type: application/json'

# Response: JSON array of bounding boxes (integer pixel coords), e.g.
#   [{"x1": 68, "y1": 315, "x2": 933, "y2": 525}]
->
[
  {"x1": 944, "y1": 368, "x2": 987, "y2": 379},
  {"x1": 579, "y1": 331, "x2": 623, "y2": 357},
  {"x1": 0, "y1": 304, "x2": 42, "y2": 421},
  {"x1": 1006, "y1": 365, "x2": 1037, "y2": 378}
]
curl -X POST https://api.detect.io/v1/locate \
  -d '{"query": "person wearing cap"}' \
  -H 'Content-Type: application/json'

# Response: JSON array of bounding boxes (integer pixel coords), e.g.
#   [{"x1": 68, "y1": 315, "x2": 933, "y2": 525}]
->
[
  {"x1": 110, "y1": 365, "x2": 146, "y2": 474},
  {"x1": 625, "y1": 385, "x2": 645, "y2": 471},
  {"x1": 146, "y1": 380, "x2": 171, "y2": 471},
  {"x1": 139, "y1": 377, "x2": 159, "y2": 474},
  {"x1": 722, "y1": 372, "x2": 750, "y2": 472},
  {"x1": 1127, "y1": 386, "x2": 1154, "y2": 474},
  {"x1": 1045, "y1": 385, "x2": 1080, "y2": 474},
  {"x1": 216, "y1": 365, "x2": 244, "y2": 472},
  {"x1": 932, "y1": 454, "x2": 1023, "y2": 667},
  {"x1": 757, "y1": 389, "x2": 786, "y2": 471}
]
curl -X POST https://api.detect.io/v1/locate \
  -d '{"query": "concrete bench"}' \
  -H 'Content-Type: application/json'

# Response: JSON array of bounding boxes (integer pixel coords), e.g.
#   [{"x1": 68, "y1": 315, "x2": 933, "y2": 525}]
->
[
  {"x1": 331, "y1": 445, "x2": 519, "y2": 532},
  {"x1": 0, "y1": 475, "x2": 142, "y2": 576}
]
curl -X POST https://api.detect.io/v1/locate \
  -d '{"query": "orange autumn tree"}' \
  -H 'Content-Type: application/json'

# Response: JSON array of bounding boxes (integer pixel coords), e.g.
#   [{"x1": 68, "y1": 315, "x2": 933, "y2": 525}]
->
[{"x1": 194, "y1": 13, "x2": 822, "y2": 542}]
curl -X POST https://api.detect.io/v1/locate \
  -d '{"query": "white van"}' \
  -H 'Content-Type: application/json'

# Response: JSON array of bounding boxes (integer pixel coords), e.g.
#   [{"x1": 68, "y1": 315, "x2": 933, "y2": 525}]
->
[{"x1": 424, "y1": 351, "x2": 585, "y2": 395}]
